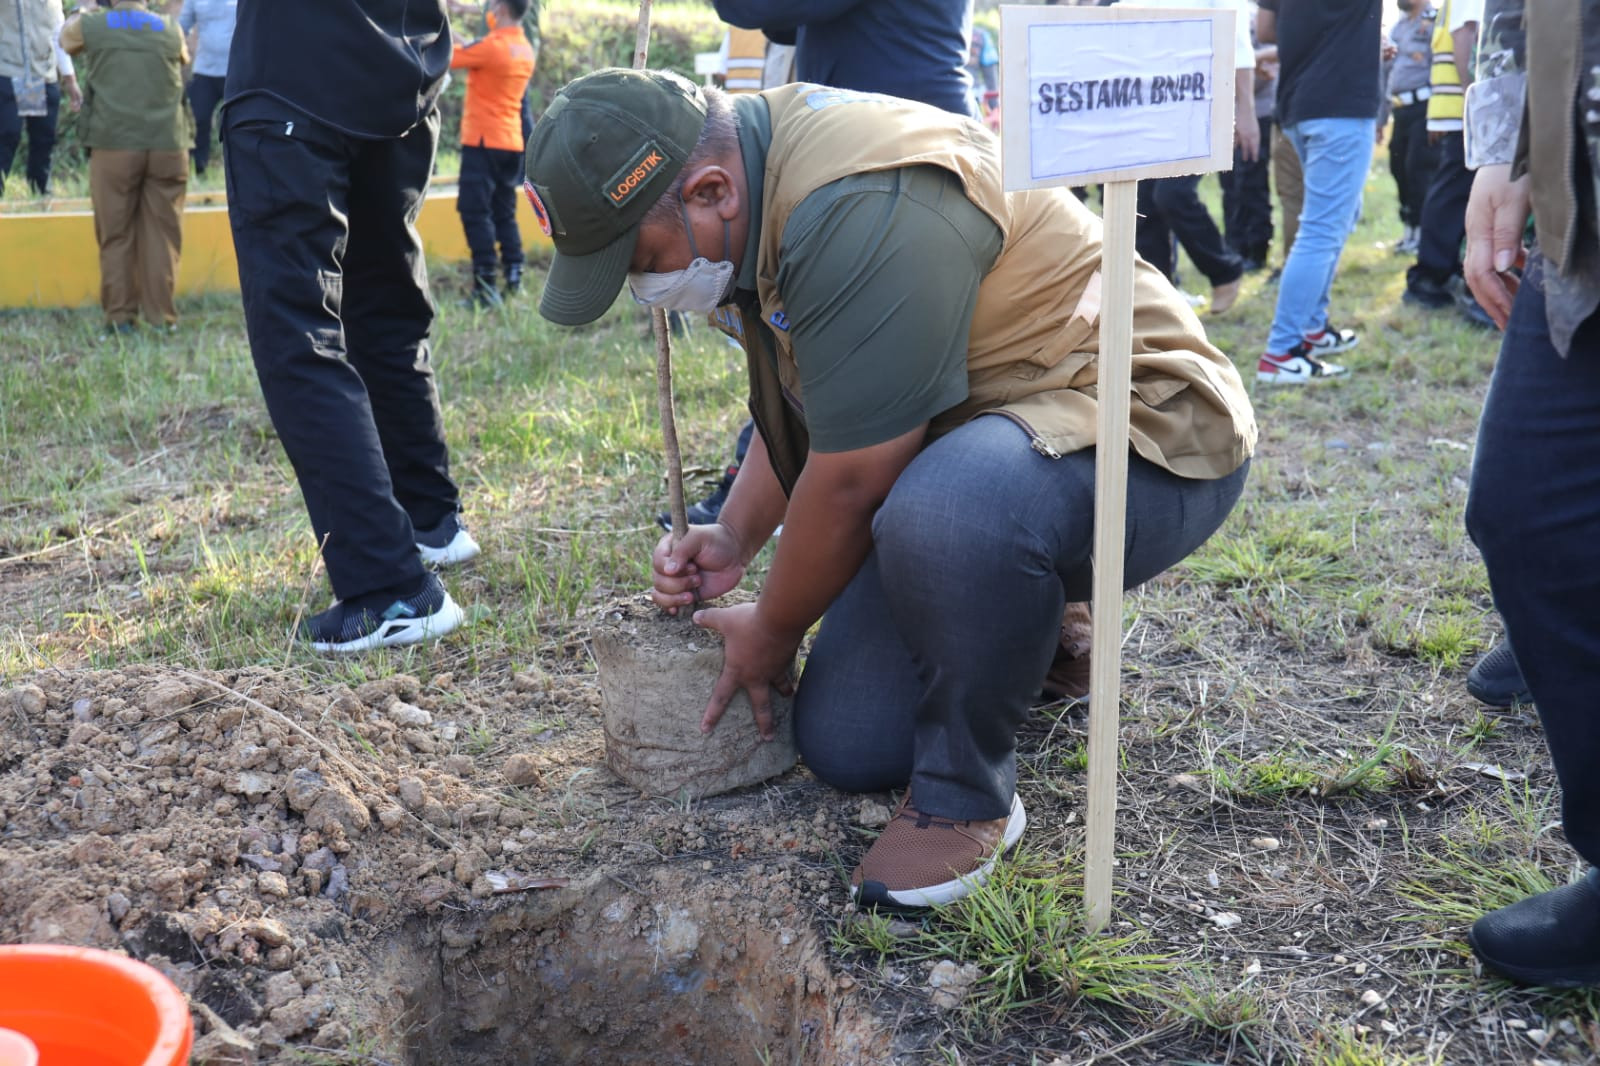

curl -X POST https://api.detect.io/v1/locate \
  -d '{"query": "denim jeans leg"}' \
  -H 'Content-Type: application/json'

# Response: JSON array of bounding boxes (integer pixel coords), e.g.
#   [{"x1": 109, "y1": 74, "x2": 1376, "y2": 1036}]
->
[
  {"x1": 794, "y1": 416, "x2": 1248, "y2": 821},
  {"x1": 1465, "y1": 262, "x2": 1600, "y2": 867},
  {"x1": 1266, "y1": 117, "x2": 1375, "y2": 352}
]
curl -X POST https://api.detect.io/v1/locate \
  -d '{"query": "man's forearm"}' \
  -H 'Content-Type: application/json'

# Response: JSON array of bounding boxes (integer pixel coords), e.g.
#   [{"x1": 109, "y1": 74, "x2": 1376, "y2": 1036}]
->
[{"x1": 716, "y1": 426, "x2": 788, "y2": 563}]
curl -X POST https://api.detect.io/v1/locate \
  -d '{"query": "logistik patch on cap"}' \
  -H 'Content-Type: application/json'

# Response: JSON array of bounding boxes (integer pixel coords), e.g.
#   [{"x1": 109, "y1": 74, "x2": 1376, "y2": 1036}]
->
[{"x1": 605, "y1": 141, "x2": 669, "y2": 209}]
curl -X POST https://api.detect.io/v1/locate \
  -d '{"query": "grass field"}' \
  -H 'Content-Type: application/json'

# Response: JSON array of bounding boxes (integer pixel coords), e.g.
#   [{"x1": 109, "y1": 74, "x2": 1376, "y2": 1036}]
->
[{"x1": 4, "y1": 148, "x2": 1597, "y2": 1065}]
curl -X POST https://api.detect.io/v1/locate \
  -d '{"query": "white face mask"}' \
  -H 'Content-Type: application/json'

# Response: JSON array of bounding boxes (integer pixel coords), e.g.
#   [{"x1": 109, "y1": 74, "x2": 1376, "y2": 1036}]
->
[{"x1": 628, "y1": 200, "x2": 736, "y2": 313}]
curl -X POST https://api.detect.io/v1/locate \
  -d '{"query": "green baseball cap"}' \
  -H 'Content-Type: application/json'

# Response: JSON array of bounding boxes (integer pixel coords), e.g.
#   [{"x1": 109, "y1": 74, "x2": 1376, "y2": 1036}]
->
[{"x1": 523, "y1": 68, "x2": 709, "y2": 325}]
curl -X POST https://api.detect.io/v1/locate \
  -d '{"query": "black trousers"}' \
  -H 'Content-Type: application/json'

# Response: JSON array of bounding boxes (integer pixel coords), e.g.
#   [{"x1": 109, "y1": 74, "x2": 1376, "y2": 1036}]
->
[
  {"x1": 1222, "y1": 115, "x2": 1274, "y2": 261},
  {"x1": 1135, "y1": 173, "x2": 1244, "y2": 287},
  {"x1": 187, "y1": 73, "x2": 225, "y2": 173},
  {"x1": 1466, "y1": 263, "x2": 1600, "y2": 866},
  {"x1": 1388, "y1": 100, "x2": 1433, "y2": 228},
  {"x1": 456, "y1": 144, "x2": 524, "y2": 277},
  {"x1": 1408, "y1": 130, "x2": 1473, "y2": 289},
  {"x1": 0, "y1": 79, "x2": 61, "y2": 195},
  {"x1": 223, "y1": 104, "x2": 459, "y2": 602}
]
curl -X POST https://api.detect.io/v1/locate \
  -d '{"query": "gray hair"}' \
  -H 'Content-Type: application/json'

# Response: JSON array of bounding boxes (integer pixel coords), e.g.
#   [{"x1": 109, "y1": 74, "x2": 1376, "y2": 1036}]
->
[{"x1": 642, "y1": 86, "x2": 740, "y2": 228}]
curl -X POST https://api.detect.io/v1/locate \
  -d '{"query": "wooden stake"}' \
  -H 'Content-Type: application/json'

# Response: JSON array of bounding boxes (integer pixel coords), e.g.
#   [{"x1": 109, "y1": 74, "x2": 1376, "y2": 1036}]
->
[
  {"x1": 629, "y1": 0, "x2": 690, "y2": 543},
  {"x1": 1083, "y1": 179, "x2": 1138, "y2": 933}
]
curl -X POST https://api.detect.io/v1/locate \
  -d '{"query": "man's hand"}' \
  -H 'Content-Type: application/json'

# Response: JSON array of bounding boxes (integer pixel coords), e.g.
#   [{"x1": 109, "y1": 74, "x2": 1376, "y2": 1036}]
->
[
  {"x1": 62, "y1": 74, "x2": 82, "y2": 112},
  {"x1": 1235, "y1": 114, "x2": 1261, "y2": 161},
  {"x1": 651, "y1": 522, "x2": 749, "y2": 614},
  {"x1": 1463, "y1": 163, "x2": 1530, "y2": 329},
  {"x1": 1234, "y1": 71, "x2": 1259, "y2": 162},
  {"x1": 691, "y1": 601, "x2": 797, "y2": 740}
]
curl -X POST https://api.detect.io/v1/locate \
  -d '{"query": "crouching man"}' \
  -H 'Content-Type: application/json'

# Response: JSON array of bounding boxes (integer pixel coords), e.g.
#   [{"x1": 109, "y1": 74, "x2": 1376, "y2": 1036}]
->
[{"x1": 526, "y1": 70, "x2": 1257, "y2": 907}]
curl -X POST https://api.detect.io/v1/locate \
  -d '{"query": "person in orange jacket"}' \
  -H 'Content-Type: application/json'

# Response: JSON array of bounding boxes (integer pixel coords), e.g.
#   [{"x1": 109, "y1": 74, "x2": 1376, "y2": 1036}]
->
[{"x1": 451, "y1": 0, "x2": 535, "y2": 306}]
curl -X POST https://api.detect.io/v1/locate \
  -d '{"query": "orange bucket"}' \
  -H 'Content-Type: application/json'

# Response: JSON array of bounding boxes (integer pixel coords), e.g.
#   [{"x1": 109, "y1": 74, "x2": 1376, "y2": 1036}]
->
[{"x1": 0, "y1": 946, "x2": 192, "y2": 1066}]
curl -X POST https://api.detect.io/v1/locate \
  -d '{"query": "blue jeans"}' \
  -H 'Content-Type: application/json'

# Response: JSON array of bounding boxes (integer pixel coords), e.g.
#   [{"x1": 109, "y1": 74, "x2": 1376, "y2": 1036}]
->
[
  {"x1": 1266, "y1": 117, "x2": 1375, "y2": 354},
  {"x1": 1465, "y1": 258, "x2": 1600, "y2": 867},
  {"x1": 793, "y1": 415, "x2": 1249, "y2": 821}
]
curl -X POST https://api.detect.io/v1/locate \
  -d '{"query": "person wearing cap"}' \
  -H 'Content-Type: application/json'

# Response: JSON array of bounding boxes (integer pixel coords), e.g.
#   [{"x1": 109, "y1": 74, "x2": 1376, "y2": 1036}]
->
[
  {"x1": 526, "y1": 69, "x2": 1257, "y2": 907},
  {"x1": 219, "y1": 0, "x2": 479, "y2": 653}
]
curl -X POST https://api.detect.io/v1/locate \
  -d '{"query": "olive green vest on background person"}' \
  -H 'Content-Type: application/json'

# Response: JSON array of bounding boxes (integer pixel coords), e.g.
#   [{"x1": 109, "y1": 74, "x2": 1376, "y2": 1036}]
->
[
  {"x1": 744, "y1": 85, "x2": 1256, "y2": 490},
  {"x1": 78, "y1": 2, "x2": 191, "y2": 150}
]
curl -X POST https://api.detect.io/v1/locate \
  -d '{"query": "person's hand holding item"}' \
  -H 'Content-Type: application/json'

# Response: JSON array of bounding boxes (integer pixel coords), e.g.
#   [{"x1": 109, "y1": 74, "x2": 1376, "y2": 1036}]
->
[
  {"x1": 1463, "y1": 163, "x2": 1531, "y2": 329},
  {"x1": 651, "y1": 522, "x2": 750, "y2": 614}
]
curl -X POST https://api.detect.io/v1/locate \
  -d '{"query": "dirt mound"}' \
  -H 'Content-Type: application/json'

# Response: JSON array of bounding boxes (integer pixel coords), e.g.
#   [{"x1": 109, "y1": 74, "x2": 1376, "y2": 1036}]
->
[{"x1": 0, "y1": 665, "x2": 881, "y2": 1063}]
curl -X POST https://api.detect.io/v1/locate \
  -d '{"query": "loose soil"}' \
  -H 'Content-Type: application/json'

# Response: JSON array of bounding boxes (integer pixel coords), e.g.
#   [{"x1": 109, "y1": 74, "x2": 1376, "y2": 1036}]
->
[{"x1": 0, "y1": 660, "x2": 898, "y2": 1064}]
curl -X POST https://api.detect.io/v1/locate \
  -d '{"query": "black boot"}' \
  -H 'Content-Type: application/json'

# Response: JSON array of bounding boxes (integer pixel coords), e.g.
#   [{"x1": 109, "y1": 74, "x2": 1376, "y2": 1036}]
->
[
  {"x1": 470, "y1": 270, "x2": 503, "y2": 310},
  {"x1": 504, "y1": 263, "x2": 523, "y2": 296}
]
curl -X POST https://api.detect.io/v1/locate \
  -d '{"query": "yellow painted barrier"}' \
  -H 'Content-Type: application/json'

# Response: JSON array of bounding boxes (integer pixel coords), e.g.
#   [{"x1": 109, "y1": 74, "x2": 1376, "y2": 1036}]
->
[{"x1": 0, "y1": 183, "x2": 553, "y2": 309}]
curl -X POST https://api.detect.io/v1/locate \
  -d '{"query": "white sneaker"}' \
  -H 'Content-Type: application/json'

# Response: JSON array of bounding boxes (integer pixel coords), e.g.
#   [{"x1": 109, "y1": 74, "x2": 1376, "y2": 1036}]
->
[
  {"x1": 1257, "y1": 344, "x2": 1349, "y2": 385},
  {"x1": 1303, "y1": 324, "x2": 1360, "y2": 355},
  {"x1": 415, "y1": 514, "x2": 481, "y2": 566}
]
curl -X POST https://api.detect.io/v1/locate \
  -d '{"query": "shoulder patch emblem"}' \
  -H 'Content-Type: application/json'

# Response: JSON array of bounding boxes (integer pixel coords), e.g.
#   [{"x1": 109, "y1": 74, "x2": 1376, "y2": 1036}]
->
[{"x1": 769, "y1": 311, "x2": 790, "y2": 331}]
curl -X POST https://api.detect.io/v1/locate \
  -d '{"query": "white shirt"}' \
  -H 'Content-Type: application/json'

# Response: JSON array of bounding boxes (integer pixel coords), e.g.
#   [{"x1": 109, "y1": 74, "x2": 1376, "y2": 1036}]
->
[{"x1": 1117, "y1": 0, "x2": 1256, "y2": 71}]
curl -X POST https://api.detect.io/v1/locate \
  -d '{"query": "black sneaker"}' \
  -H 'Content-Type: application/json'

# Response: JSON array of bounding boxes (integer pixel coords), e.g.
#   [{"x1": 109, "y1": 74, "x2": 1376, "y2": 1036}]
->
[
  {"x1": 301, "y1": 572, "x2": 465, "y2": 653},
  {"x1": 504, "y1": 263, "x2": 523, "y2": 295},
  {"x1": 1469, "y1": 869, "x2": 1600, "y2": 988},
  {"x1": 415, "y1": 513, "x2": 481, "y2": 567},
  {"x1": 1466, "y1": 640, "x2": 1531, "y2": 707},
  {"x1": 656, "y1": 467, "x2": 735, "y2": 531},
  {"x1": 469, "y1": 272, "x2": 503, "y2": 310}
]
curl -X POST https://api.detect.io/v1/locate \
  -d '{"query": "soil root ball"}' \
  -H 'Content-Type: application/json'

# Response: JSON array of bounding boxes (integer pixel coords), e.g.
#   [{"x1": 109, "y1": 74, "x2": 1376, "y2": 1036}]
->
[{"x1": 591, "y1": 596, "x2": 797, "y2": 799}]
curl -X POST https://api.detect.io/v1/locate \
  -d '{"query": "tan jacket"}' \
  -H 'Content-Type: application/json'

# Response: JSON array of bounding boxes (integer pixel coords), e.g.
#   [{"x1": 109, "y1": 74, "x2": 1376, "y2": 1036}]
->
[
  {"x1": 741, "y1": 85, "x2": 1256, "y2": 492},
  {"x1": 0, "y1": 0, "x2": 66, "y2": 83}
]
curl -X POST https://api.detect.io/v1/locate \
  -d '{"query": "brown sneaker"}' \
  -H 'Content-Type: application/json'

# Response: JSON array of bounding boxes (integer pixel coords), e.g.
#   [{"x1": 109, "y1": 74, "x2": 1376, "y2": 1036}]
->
[
  {"x1": 1040, "y1": 601, "x2": 1092, "y2": 703},
  {"x1": 850, "y1": 793, "x2": 1026, "y2": 908}
]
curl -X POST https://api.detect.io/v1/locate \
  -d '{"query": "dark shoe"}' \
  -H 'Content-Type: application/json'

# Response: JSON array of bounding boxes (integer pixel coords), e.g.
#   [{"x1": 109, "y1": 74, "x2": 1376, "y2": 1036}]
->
[
  {"x1": 656, "y1": 466, "x2": 736, "y2": 531},
  {"x1": 301, "y1": 571, "x2": 465, "y2": 654},
  {"x1": 1466, "y1": 640, "x2": 1531, "y2": 707},
  {"x1": 1469, "y1": 869, "x2": 1600, "y2": 987},
  {"x1": 1040, "y1": 601, "x2": 1092, "y2": 703},
  {"x1": 1403, "y1": 277, "x2": 1454, "y2": 310},
  {"x1": 415, "y1": 513, "x2": 481, "y2": 567},
  {"x1": 504, "y1": 263, "x2": 523, "y2": 295},
  {"x1": 101, "y1": 321, "x2": 138, "y2": 339},
  {"x1": 850, "y1": 793, "x2": 1027, "y2": 908},
  {"x1": 469, "y1": 272, "x2": 504, "y2": 310}
]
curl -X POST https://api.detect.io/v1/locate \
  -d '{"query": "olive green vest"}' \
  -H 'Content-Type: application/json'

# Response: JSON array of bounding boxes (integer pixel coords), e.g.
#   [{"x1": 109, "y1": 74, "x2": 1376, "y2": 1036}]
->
[
  {"x1": 78, "y1": 2, "x2": 191, "y2": 151},
  {"x1": 741, "y1": 85, "x2": 1255, "y2": 492}
]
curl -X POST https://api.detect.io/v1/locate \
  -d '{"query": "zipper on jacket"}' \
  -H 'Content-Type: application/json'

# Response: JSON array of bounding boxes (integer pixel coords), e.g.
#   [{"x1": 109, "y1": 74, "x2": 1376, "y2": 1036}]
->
[{"x1": 976, "y1": 410, "x2": 1062, "y2": 458}]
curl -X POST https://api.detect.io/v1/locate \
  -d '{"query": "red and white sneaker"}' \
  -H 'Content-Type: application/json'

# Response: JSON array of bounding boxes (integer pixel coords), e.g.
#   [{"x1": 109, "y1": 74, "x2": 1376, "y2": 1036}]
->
[
  {"x1": 1303, "y1": 323, "x2": 1360, "y2": 355},
  {"x1": 1257, "y1": 342, "x2": 1349, "y2": 385}
]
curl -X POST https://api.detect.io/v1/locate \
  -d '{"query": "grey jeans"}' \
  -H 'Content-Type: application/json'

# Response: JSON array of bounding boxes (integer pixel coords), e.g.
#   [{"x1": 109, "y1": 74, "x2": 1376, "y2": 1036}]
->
[{"x1": 794, "y1": 413, "x2": 1249, "y2": 821}]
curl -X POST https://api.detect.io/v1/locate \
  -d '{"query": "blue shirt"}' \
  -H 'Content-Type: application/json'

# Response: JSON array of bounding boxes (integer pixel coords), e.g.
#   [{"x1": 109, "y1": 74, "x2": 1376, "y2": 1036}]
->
[{"x1": 179, "y1": 0, "x2": 235, "y2": 77}]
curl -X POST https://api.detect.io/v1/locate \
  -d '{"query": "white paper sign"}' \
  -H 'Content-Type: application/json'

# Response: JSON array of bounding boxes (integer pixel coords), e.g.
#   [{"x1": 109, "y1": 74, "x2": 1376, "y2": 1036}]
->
[{"x1": 1000, "y1": 6, "x2": 1236, "y2": 190}]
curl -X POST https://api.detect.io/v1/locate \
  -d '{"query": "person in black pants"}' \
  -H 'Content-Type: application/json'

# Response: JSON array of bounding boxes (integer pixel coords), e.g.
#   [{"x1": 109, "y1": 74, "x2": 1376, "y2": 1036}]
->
[
  {"x1": 221, "y1": 0, "x2": 477, "y2": 654},
  {"x1": 186, "y1": 73, "x2": 223, "y2": 174},
  {"x1": 0, "y1": 79, "x2": 60, "y2": 195},
  {"x1": 1222, "y1": 114, "x2": 1275, "y2": 270}
]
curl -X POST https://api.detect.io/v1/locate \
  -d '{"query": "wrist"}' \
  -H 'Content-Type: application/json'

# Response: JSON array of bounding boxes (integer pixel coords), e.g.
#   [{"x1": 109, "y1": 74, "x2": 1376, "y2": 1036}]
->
[{"x1": 753, "y1": 594, "x2": 809, "y2": 645}]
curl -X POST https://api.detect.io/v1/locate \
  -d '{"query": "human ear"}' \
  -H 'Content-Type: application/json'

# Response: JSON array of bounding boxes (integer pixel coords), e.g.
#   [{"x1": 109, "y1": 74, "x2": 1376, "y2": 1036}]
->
[{"x1": 680, "y1": 166, "x2": 741, "y2": 221}]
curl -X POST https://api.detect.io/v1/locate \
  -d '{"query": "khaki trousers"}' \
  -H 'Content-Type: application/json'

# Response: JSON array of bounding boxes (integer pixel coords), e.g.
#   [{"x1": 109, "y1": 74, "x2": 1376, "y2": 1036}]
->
[
  {"x1": 1271, "y1": 125, "x2": 1304, "y2": 262},
  {"x1": 89, "y1": 148, "x2": 188, "y2": 326}
]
